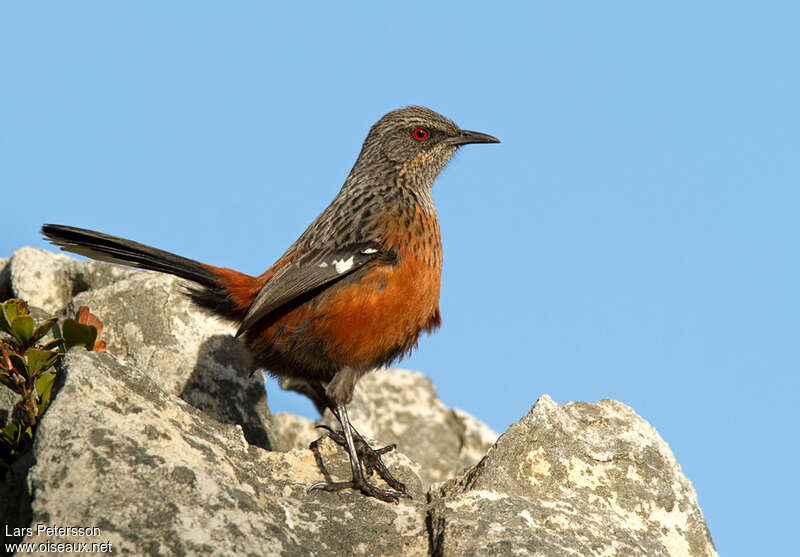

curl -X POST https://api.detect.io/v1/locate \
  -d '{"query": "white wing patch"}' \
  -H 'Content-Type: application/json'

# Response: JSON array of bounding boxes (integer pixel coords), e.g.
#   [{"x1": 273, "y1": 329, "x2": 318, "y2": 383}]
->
[
  {"x1": 333, "y1": 256, "x2": 355, "y2": 274},
  {"x1": 361, "y1": 247, "x2": 378, "y2": 254},
  {"x1": 318, "y1": 262, "x2": 328, "y2": 268}
]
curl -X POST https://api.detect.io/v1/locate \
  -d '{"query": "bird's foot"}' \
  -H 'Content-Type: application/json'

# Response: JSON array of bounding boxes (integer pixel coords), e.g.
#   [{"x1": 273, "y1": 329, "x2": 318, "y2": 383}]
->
[
  {"x1": 308, "y1": 477, "x2": 405, "y2": 503},
  {"x1": 309, "y1": 425, "x2": 409, "y2": 501}
]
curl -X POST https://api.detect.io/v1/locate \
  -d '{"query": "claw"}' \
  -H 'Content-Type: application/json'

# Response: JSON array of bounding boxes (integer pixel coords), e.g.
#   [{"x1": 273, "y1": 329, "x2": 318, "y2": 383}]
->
[
  {"x1": 308, "y1": 478, "x2": 404, "y2": 504},
  {"x1": 311, "y1": 426, "x2": 407, "y2": 493},
  {"x1": 308, "y1": 405, "x2": 409, "y2": 502}
]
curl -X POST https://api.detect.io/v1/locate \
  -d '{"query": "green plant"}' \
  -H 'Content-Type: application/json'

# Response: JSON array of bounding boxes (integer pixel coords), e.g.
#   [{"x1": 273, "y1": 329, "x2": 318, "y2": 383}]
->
[{"x1": 0, "y1": 299, "x2": 104, "y2": 467}]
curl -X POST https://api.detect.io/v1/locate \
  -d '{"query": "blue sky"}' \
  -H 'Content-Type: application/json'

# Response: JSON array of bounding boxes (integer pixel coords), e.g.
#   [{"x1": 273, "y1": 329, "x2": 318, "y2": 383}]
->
[{"x1": 2, "y1": 3, "x2": 798, "y2": 555}]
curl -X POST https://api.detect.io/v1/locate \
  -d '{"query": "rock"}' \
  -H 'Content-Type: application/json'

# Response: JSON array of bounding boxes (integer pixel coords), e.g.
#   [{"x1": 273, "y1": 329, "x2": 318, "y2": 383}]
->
[
  {"x1": 1, "y1": 247, "x2": 718, "y2": 555},
  {"x1": 4, "y1": 247, "x2": 135, "y2": 315},
  {"x1": 270, "y1": 411, "x2": 318, "y2": 452},
  {"x1": 450, "y1": 408, "x2": 500, "y2": 467},
  {"x1": 0, "y1": 379, "x2": 16, "y2": 428},
  {"x1": 427, "y1": 395, "x2": 718, "y2": 557},
  {"x1": 20, "y1": 350, "x2": 428, "y2": 555},
  {"x1": 277, "y1": 370, "x2": 499, "y2": 487},
  {"x1": 3, "y1": 247, "x2": 271, "y2": 450},
  {"x1": 69, "y1": 272, "x2": 271, "y2": 450}
]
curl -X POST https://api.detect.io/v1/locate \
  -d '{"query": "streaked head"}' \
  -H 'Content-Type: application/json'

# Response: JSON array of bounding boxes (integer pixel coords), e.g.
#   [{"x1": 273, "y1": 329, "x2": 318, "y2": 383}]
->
[{"x1": 353, "y1": 106, "x2": 499, "y2": 188}]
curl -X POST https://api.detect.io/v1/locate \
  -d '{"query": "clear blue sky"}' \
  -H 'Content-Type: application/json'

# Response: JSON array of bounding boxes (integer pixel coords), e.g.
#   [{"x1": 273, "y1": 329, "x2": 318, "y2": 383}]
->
[{"x1": 2, "y1": 3, "x2": 797, "y2": 555}]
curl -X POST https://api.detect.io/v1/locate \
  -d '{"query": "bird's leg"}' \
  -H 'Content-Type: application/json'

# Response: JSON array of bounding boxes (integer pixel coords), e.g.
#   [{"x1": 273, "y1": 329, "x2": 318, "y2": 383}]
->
[
  {"x1": 309, "y1": 405, "x2": 407, "y2": 502},
  {"x1": 306, "y1": 380, "x2": 407, "y2": 499},
  {"x1": 305, "y1": 379, "x2": 405, "y2": 486},
  {"x1": 315, "y1": 413, "x2": 407, "y2": 493},
  {"x1": 314, "y1": 424, "x2": 397, "y2": 477}
]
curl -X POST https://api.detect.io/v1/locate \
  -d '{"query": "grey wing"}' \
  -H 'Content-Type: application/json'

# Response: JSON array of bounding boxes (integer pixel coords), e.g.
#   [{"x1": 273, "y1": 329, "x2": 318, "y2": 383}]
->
[{"x1": 236, "y1": 241, "x2": 387, "y2": 336}]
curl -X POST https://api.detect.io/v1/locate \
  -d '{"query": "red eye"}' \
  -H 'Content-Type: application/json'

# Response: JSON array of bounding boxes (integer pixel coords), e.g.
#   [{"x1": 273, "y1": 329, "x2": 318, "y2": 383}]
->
[{"x1": 412, "y1": 127, "x2": 429, "y2": 141}]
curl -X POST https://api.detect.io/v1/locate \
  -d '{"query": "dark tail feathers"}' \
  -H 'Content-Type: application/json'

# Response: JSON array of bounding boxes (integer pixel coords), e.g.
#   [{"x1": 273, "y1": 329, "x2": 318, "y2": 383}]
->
[{"x1": 41, "y1": 224, "x2": 240, "y2": 318}]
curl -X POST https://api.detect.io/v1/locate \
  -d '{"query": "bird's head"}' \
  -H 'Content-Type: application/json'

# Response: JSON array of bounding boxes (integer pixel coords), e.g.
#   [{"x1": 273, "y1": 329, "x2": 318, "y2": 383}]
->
[{"x1": 353, "y1": 106, "x2": 499, "y2": 190}]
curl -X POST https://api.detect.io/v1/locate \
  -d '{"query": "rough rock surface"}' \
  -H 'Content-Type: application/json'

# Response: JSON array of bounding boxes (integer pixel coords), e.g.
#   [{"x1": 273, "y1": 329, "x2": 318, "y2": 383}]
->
[
  {"x1": 428, "y1": 396, "x2": 717, "y2": 556},
  {"x1": 0, "y1": 384, "x2": 16, "y2": 429},
  {"x1": 1, "y1": 247, "x2": 717, "y2": 555},
  {"x1": 1, "y1": 247, "x2": 133, "y2": 315},
  {"x1": 20, "y1": 350, "x2": 429, "y2": 555},
  {"x1": 2, "y1": 247, "x2": 271, "y2": 450}
]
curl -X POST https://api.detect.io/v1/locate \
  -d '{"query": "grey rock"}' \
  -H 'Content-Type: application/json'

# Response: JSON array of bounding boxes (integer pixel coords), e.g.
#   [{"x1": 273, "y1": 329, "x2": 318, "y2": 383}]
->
[
  {"x1": 21, "y1": 350, "x2": 428, "y2": 556},
  {"x1": 5, "y1": 247, "x2": 136, "y2": 314},
  {"x1": 1, "y1": 247, "x2": 718, "y2": 555},
  {"x1": 270, "y1": 411, "x2": 318, "y2": 452},
  {"x1": 0, "y1": 380, "x2": 16, "y2": 428},
  {"x1": 69, "y1": 272, "x2": 271, "y2": 450},
  {"x1": 428, "y1": 395, "x2": 718, "y2": 557},
  {"x1": 3, "y1": 247, "x2": 271, "y2": 450}
]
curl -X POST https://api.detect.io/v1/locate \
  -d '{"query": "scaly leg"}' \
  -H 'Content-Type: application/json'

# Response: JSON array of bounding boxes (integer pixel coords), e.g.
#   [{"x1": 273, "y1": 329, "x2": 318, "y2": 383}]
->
[{"x1": 309, "y1": 405, "x2": 407, "y2": 502}]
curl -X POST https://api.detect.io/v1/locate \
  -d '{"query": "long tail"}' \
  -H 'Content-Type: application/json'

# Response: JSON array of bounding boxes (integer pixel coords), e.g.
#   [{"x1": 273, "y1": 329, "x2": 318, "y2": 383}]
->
[{"x1": 41, "y1": 224, "x2": 255, "y2": 320}]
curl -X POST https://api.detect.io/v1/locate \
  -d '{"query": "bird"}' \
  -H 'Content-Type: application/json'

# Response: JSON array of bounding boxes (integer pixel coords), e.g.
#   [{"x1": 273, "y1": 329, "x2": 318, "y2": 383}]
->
[{"x1": 42, "y1": 106, "x2": 499, "y2": 502}]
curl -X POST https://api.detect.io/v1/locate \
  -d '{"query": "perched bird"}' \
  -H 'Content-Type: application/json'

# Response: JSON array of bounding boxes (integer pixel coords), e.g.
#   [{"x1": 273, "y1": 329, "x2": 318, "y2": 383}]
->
[{"x1": 42, "y1": 106, "x2": 499, "y2": 502}]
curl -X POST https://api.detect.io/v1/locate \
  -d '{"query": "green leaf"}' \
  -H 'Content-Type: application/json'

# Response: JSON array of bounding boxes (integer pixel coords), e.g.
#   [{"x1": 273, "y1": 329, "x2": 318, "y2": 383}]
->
[
  {"x1": 35, "y1": 373, "x2": 56, "y2": 417},
  {"x1": 62, "y1": 319, "x2": 98, "y2": 352},
  {"x1": 31, "y1": 316, "x2": 58, "y2": 343},
  {"x1": 41, "y1": 338, "x2": 63, "y2": 351},
  {"x1": 26, "y1": 348, "x2": 60, "y2": 377},
  {"x1": 1, "y1": 423, "x2": 18, "y2": 443},
  {"x1": 8, "y1": 352, "x2": 28, "y2": 379},
  {"x1": 3, "y1": 300, "x2": 23, "y2": 322},
  {"x1": 3, "y1": 302, "x2": 15, "y2": 322},
  {"x1": 10, "y1": 315, "x2": 35, "y2": 343},
  {"x1": 0, "y1": 422, "x2": 30, "y2": 446}
]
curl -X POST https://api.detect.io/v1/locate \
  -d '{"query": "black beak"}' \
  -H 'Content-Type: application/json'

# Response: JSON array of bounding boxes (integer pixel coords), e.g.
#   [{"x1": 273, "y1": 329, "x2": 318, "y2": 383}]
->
[{"x1": 447, "y1": 129, "x2": 501, "y2": 146}]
